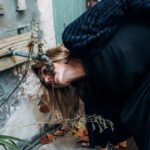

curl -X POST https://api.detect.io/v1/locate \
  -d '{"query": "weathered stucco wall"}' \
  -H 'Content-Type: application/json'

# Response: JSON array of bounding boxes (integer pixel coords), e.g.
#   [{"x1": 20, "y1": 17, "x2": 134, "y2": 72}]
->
[
  {"x1": 0, "y1": 0, "x2": 39, "y2": 38},
  {"x1": 37, "y1": 0, "x2": 56, "y2": 48},
  {"x1": 0, "y1": 0, "x2": 56, "y2": 144}
]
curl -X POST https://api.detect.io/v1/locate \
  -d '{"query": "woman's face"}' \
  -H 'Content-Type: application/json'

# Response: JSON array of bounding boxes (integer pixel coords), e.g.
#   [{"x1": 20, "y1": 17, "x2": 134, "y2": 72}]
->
[{"x1": 38, "y1": 64, "x2": 70, "y2": 88}]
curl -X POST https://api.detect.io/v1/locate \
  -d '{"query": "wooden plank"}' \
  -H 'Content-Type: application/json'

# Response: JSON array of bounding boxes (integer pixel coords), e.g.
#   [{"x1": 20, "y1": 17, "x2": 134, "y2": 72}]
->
[
  {"x1": 16, "y1": 0, "x2": 26, "y2": 11},
  {"x1": 0, "y1": 32, "x2": 32, "y2": 72},
  {"x1": 0, "y1": 33, "x2": 31, "y2": 56},
  {"x1": 0, "y1": 2, "x2": 4, "y2": 15},
  {"x1": 0, "y1": 56, "x2": 27, "y2": 71}
]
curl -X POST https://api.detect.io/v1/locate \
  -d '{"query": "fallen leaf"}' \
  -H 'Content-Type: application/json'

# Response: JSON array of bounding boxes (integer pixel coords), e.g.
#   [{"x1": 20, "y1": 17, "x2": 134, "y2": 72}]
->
[
  {"x1": 41, "y1": 93, "x2": 48, "y2": 101},
  {"x1": 47, "y1": 133, "x2": 54, "y2": 141},
  {"x1": 40, "y1": 135, "x2": 52, "y2": 144},
  {"x1": 54, "y1": 130, "x2": 65, "y2": 136},
  {"x1": 75, "y1": 129, "x2": 87, "y2": 138},
  {"x1": 39, "y1": 104, "x2": 50, "y2": 113}
]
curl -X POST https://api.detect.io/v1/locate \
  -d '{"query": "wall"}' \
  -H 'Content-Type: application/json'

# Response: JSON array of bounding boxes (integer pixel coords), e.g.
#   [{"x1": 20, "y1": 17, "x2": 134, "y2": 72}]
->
[
  {"x1": 0, "y1": 0, "x2": 86, "y2": 149},
  {"x1": 0, "y1": 0, "x2": 55, "y2": 144},
  {"x1": 37, "y1": 0, "x2": 56, "y2": 48},
  {"x1": 0, "y1": 0, "x2": 39, "y2": 38},
  {"x1": 53, "y1": 0, "x2": 86, "y2": 44}
]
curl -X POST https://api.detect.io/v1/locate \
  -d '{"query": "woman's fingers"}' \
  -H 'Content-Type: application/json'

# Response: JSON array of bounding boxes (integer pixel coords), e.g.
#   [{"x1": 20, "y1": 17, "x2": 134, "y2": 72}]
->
[
  {"x1": 76, "y1": 135, "x2": 89, "y2": 143},
  {"x1": 81, "y1": 142, "x2": 90, "y2": 147},
  {"x1": 116, "y1": 141, "x2": 128, "y2": 148},
  {"x1": 97, "y1": 147, "x2": 106, "y2": 150},
  {"x1": 97, "y1": 141, "x2": 128, "y2": 150}
]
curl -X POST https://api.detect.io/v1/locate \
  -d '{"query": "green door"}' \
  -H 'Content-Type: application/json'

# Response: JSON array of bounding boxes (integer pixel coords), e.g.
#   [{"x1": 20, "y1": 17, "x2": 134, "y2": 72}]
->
[{"x1": 53, "y1": 0, "x2": 86, "y2": 44}]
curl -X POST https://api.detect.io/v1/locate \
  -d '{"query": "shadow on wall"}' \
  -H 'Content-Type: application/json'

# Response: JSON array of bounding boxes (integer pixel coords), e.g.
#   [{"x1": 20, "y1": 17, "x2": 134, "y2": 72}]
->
[{"x1": 0, "y1": 68, "x2": 50, "y2": 141}]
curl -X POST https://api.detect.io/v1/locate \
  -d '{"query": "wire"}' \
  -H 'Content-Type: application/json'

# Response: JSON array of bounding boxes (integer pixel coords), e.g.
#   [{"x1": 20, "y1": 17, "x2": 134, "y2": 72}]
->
[
  {"x1": 21, "y1": 124, "x2": 62, "y2": 150},
  {"x1": 0, "y1": 44, "x2": 34, "y2": 107}
]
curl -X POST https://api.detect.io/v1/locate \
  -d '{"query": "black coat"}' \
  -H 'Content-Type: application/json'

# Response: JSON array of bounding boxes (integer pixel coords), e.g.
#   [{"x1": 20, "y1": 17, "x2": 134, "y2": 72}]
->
[
  {"x1": 62, "y1": 0, "x2": 150, "y2": 55},
  {"x1": 62, "y1": 0, "x2": 150, "y2": 149},
  {"x1": 81, "y1": 22, "x2": 150, "y2": 148}
]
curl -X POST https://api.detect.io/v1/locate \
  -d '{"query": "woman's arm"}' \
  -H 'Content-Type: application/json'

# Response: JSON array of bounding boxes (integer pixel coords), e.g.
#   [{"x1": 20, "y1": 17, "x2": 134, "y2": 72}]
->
[{"x1": 62, "y1": 0, "x2": 150, "y2": 56}]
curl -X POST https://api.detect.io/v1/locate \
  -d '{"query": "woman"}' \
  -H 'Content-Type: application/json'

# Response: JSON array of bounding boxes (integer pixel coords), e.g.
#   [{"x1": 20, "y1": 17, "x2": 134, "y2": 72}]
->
[
  {"x1": 32, "y1": 0, "x2": 150, "y2": 149},
  {"x1": 62, "y1": 0, "x2": 150, "y2": 149},
  {"x1": 32, "y1": 45, "x2": 128, "y2": 150},
  {"x1": 32, "y1": 46, "x2": 83, "y2": 119}
]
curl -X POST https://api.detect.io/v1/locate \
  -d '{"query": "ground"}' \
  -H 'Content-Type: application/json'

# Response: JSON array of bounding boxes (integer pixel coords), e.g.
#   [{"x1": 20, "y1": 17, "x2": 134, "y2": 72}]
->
[
  {"x1": 32, "y1": 134, "x2": 139, "y2": 150},
  {"x1": 32, "y1": 134, "x2": 96, "y2": 150}
]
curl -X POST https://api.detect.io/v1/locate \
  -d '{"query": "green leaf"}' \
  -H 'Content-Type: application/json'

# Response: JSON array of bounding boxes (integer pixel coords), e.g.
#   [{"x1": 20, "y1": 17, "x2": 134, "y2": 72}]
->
[
  {"x1": 0, "y1": 135, "x2": 25, "y2": 142},
  {"x1": 0, "y1": 135, "x2": 32, "y2": 146},
  {"x1": 0, "y1": 139, "x2": 21, "y2": 150},
  {"x1": 0, "y1": 143, "x2": 7, "y2": 150}
]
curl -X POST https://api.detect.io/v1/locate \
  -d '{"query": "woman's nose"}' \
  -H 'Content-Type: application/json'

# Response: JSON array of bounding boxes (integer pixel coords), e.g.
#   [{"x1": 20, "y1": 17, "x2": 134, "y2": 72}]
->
[{"x1": 45, "y1": 76, "x2": 53, "y2": 83}]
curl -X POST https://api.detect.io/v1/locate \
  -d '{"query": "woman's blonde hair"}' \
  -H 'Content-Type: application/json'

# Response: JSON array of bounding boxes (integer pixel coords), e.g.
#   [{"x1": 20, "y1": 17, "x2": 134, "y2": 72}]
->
[
  {"x1": 45, "y1": 45, "x2": 70, "y2": 63},
  {"x1": 32, "y1": 45, "x2": 86, "y2": 118}
]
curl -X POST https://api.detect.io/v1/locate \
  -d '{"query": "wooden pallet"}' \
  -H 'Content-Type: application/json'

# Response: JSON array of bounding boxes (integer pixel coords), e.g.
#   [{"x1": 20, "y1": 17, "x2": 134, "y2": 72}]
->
[{"x1": 0, "y1": 32, "x2": 31, "y2": 72}]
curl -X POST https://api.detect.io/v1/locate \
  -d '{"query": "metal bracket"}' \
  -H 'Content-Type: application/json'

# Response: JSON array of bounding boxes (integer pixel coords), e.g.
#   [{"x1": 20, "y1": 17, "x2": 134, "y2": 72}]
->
[
  {"x1": 16, "y1": 0, "x2": 26, "y2": 11},
  {"x1": 0, "y1": 2, "x2": 4, "y2": 15}
]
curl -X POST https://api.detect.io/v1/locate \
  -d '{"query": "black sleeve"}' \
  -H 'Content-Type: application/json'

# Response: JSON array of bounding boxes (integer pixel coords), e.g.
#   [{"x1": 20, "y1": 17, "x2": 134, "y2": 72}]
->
[{"x1": 62, "y1": 0, "x2": 150, "y2": 57}]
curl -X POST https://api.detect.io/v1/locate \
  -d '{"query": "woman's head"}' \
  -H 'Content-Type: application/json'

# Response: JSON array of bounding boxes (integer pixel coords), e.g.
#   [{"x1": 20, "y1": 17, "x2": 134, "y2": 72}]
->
[
  {"x1": 33, "y1": 45, "x2": 86, "y2": 89},
  {"x1": 32, "y1": 45, "x2": 70, "y2": 88},
  {"x1": 32, "y1": 45, "x2": 82, "y2": 118}
]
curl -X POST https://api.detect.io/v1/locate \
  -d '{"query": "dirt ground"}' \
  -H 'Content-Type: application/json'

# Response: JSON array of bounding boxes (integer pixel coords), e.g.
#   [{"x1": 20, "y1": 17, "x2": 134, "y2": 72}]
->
[{"x1": 32, "y1": 134, "x2": 139, "y2": 150}]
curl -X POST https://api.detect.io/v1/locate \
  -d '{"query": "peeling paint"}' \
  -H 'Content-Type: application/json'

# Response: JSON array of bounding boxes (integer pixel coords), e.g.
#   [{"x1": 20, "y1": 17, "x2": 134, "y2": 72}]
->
[
  {"x1": 0, "y1": 0, "x2": 56, "y2": 142},
  {"x1": 37, "y1": 0, "x2": 56, "y2": 48}
]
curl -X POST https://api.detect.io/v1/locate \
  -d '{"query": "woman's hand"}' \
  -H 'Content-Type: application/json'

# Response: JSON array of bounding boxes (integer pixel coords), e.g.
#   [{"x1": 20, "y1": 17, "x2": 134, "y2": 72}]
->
[
  {"x1": 97, "y1": 141, "x2": 128, "y2": 150},
  {"x1": 76, "y1": 128, "x2": 128, "y2": 149}
]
